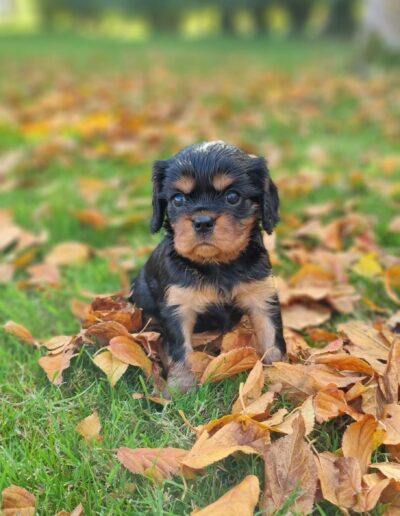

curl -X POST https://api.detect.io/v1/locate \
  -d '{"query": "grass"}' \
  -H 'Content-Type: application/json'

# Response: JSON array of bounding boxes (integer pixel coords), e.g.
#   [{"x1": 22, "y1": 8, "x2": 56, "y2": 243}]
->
[{"x1": 0, "y1": 34, "x2": 399, "y2": 515}]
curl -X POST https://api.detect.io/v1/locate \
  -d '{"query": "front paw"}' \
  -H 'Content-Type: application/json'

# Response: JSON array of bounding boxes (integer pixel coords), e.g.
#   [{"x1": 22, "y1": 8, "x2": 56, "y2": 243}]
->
[
  {"x1": 166, "y1": 361, "x2": 197, "y2": 395},
  {"x1": 262, "y1": 346, "x2": 287, "y2": 365}
]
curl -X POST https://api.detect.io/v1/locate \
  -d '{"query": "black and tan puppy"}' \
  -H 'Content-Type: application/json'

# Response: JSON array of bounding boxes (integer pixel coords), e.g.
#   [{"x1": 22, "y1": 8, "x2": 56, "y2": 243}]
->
[{"x1": 130, "y1": 141, "x2": 286, "y2": 392}]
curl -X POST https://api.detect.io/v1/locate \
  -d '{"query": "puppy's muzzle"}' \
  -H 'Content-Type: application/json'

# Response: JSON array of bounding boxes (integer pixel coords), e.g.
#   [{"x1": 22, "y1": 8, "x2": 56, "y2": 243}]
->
[{"x1": 192, "y1": 214, "x2": 215, "y2": 235}]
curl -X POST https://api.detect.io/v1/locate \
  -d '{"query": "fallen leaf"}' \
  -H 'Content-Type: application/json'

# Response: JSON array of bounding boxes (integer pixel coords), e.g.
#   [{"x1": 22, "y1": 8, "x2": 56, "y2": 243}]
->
[
  {"x1": 342, "y1": 414, "x2": 380, "y2": 474},
  {"x1": 314, "y1": 384, "x2": 360, "y2": 423},
  {"x1": 380, "y1": 404, "x2": 400, "y2": 445},
  {"x1": 1, "y1": 485, "x2": 35, "y2": 515},
  {"x1": 188, "y1": 351, "x2": 213, "y2": 379},
  {"x1": 85, "y1": 320, "x2": 129, "y2": 344},
  {"x1": 352, "y1": 253, "x2": 383, "y2": 279},
  {"x1": 192, "y1": 475, "x2": 260, "y2": 516},
  {"x1": 232, "y1": 361, "x2": 264, "y2": 413},
  {"x1": 75, "y1": 208, "x2": 108, "y2": 229},
  {"x1": 282, "y1": 302, "x2": 331, "y2": 330},
  {"x1": 262, "y1": 416, "x2": 318, "y2": 514},
  {"x1": 0, "y1": 264, "x2": 14, "y2": 284},
  {"x1": 201, "y1": 347, "x2": 258, "y2": 384},
  {"x1": 382, "y1": 338, "x2": 400, "y2": 404},
  {"x1": 76, "y1": 411, "x2": 102, "y2": 442},
  {"x1": 117, "y1": 447, "x2": 187, "y2": 480},
  {"x1": 314, "y1": 353, "x2": 376, "y2": 376},
  {"x1": 93, "y1": 350, "x2": 128, "y2": 387},
  {"x1": 370, "y1": 462, "x2": 400, "y2": 481},
  {"x1": 109, "y1": 335, "x2": 152, "y2": 376},
  {"x1": 45, "y1": 242, "x2": 91, "y2": 266},
  {"x1": 182, "y1": 416, "x2": 270, "y2": 470},
  {"x1": 220, "y1": 327, "x2": 256, "y2": 352},
  {"x1": 3, "y1": 321, "x2": 39, "y2": 347},
  {"x1": 38, "y1": 350, "x2": 74, "y2": 385},
  {"x1": 314, "y1": 451, "x2": 340, "y2": 506},
  {"x1": 384, "y1": 265, "x2": 400, "y2": 305}
]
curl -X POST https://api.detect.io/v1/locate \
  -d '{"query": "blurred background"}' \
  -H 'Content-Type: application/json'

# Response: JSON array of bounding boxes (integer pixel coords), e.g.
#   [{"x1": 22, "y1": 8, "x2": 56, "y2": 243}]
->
[{"x1": 0, "y1": 0, "x2": 399, "y2": 52}]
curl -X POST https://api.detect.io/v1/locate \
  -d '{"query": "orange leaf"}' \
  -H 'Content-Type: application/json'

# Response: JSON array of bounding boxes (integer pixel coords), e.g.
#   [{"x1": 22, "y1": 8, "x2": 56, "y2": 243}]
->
[
  {"x1": 38, "y1": 350, "x2": 73, "y2": 385},
  {"x1": 232, "y1": 361, "x2": 264, "y2": 413},
  {"x1": 192, "y1": 475, "x2": 260, "y2": 516},
  {"x1": 380, "y1": 404, "x2": 400, "y2": 445},
  {"x1": 93, "y1": 350, "x2": 128, "y2": 387},
  {"x1": 1, "y1": 485, "x2": 35, "y2": 515},
  {"x1": 3, "y1": 321, "x2": 39, "y2": 347},
  {"x1": 314, "y1": 384, "x2": 360, "y2": 423},
  {"x1": 117, "y1": 447, "x2": 187, "y2": 480},
  {"x1": 85, "y1": 321, "x2": 129, "y2": 345},
  {"x1": 262, "y1": 416, "x2": 318, "y2": 514},
  {"x1": 342, "y1": 414, "x2": 381, "y2": 474},
  {"x1": 75, "y1": 411, "x2": 102, "y2": 442},
  {"x1": 45, "y1": 241, "x2": 91, "y2": 266},
  {"x1": 200, "y1": 347, "x2": 258, "y2": 384},
  {"x1": 108, "y1": 335, "x2": 152, "y2": 376},
  {"x1": 282, "y1": 303, "x2": 331, "y2": 330}
]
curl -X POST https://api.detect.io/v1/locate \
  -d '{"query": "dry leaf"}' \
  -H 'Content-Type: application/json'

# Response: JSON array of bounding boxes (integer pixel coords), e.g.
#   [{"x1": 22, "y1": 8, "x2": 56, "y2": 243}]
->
[
  {"x1": 370, "y1": 462, "x2": 400, "y2": 481},
  {"x1": 117, "y1": 447, "x2": 187, "y2": 480},
  {"x1": 262, "y1": 416, "x2": 318, "y2": 514},
  {"x1": 342, "y1": 415, "x2": 380, "y2": 474},
  {"x1": 232, "y1": 361, "x2": 264, "y2": 413},
  {"x1": 1, "y1": 485, "x2": 35, "y2": 516},
  {"x1": 182, "y1": 416, "x2": 270, "y2": 470},
  {"x1": 380, "y1": 404, "x2": 400, "y2": 445},
  {"x1": 46, "y1": 241, "x2": 91, "y2": 266},
  {"x1": 282, "y1": 303, "x2": 331, "y2": 330},
  {"x1": 352, "y1": 253, "x2": 383, "y2": 279},
  {"x1": 314, "y1": 353, "x2": 376, "y2": 376},
  {"x1": 314, "y1": 384, "x2": 360, "y2": 423},
  {"x1": 3, "y1": 321, "x2": 39, "y2": 347},
  {"x1": 200, "y1": 347, "x2": 258, "y2": 384},
  {"x1": 188, "y1": 351, "x2": 213, "y2": 379},
  {"x1": 384, "y1": 265, "x2": 400, "y2": 305},
  {"x1": 93, "y1": 350, "x2": 128, "y2": 387},
  {"x1": 192, "y1": 475, "x2": 260, "y2": 516},
  {"x1": 382, "y1": 338, "x2": 400, "y2": 404},
  {"x1": 108, "y1": 335, "x2": 152, "y2": 376},
  {"x1": 314, "y1": 451, "x2": 340, "y2": 506},
  {"x1": 38, "y1": 350, "x2": 74, "y2": 385},
  {"x1": 85, "y1": 321, "x2": 129, "y2": 345},
  {"x1": 76, "y1": 411, "x2": 102, "y2": 442},
  {"x1": 220, "y1": 327, "x2": 256, "y2": 352}
]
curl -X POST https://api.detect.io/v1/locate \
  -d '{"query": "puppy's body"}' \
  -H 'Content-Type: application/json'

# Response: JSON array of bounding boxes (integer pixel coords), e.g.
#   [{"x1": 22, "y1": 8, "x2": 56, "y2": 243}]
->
[{"x1": 130, "y1": 141, "x2": 286, "y2": 392}]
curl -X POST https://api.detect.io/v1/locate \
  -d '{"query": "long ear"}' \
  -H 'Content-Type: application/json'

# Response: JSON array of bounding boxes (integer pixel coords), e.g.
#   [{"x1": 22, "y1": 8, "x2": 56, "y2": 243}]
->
[
  {"x1": 151, "y1": 159, "x2": 168, "y2": 233},
  {"x1": 248, "y1": 157, "x2": 280, "y2": 235}
]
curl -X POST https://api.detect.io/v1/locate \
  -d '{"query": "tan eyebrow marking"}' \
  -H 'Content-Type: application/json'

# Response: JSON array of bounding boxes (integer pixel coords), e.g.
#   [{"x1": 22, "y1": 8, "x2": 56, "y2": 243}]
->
[
  {"x1": 173, "y1": 175, "x2": 196, "y2": 194},
  {"x1": 212, "y1": 173, "x2": 234, "y2": 191}
]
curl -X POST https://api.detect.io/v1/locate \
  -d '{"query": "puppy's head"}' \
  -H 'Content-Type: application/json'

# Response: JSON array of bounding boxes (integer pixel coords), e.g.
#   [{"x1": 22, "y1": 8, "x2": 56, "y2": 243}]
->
[{"x1": 151, "y1": 141, "x2": 279, "y2": 264}]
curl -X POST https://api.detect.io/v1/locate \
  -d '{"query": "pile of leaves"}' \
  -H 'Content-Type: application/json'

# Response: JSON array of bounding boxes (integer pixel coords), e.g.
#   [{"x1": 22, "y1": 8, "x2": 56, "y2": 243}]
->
[{"x1": 3, "y1": 286, "x2": 400, "y2": 513}]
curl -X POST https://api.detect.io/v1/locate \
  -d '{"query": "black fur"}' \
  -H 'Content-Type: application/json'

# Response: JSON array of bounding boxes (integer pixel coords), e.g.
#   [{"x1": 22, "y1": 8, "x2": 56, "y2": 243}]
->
[{"x1": 130, "y1": 141, "x2": 286, "y2": 388}]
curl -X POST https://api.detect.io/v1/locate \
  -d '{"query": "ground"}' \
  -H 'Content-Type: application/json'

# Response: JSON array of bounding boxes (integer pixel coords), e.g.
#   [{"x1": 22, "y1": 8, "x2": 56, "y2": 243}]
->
[{"x1": 0, "y1": 35, "x2": 399, "y2": 515}]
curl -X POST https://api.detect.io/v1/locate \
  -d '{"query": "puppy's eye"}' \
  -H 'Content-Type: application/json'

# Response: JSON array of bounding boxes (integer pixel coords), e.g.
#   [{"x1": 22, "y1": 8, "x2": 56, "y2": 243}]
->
[
  {"x1": 172, "y1": 193, "x2": 186, "y2": 207},
  {"x1": 225, "y1": 190, "x2": 241, "y2": 205}
]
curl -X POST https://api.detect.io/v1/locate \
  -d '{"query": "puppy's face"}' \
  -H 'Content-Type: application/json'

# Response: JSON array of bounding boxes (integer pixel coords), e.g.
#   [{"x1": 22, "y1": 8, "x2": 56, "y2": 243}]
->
[{"x1": 151, "y1": 141, "x2": 279, "y2": 264}]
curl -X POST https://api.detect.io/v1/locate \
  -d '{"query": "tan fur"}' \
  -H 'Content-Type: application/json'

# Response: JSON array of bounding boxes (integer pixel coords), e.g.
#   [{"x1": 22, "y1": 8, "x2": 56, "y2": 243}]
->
[
  {"x1": 166, "y1": 284, "x2": 221, "y2": 313},
  {"x1": 172, "y1": 213, "x2": 256, "y2": 264},
  {"x1": 212, "y1": 173, "x2": 234, "y2": 191},
  {"x1": 173, "y1": 175, "x2": 196, "y2": 194},
  {"x1": 233, "y1": 277, "x2": 282, "y2": 362}
]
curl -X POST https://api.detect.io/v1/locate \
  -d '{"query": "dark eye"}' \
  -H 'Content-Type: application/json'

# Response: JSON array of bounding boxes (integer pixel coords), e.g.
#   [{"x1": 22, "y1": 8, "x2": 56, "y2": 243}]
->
[
  {"x1": 226, "y1": 190, "x2": 241, "y2": 205},
  {"x1": 172, "y1": 193, "x2": 186, "y2": 207}
]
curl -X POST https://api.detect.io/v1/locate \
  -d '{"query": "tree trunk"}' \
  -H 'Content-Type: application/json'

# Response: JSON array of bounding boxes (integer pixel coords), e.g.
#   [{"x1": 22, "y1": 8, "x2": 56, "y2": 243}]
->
[
  {"x1": 220, "y1": 9, "x2": 236, "y2": 34},
  {"x1": 324, "y1": 0, "x2": 356, "y2": 36},
  {"x1": 363, "y1": 0, "x2": 400, "y2": 49}
]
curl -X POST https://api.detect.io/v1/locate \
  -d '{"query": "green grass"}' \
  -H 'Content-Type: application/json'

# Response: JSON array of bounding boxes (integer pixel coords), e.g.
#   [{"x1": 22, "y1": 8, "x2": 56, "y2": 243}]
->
[{"x1": 0, "y1": 34, "x2": 399, "y2": 515}]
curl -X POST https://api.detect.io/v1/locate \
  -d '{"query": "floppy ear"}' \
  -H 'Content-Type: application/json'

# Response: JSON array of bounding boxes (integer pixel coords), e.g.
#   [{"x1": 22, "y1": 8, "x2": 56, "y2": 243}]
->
[
  {"x1": 248, "y1": 157, "x2": 280, "y2": 235},
  {"x1": 261, "y1": 174, "x2": 280, "y2": 235},
  {"x1": 151, "y1": 159, "x2": 168, "y2": 233}
]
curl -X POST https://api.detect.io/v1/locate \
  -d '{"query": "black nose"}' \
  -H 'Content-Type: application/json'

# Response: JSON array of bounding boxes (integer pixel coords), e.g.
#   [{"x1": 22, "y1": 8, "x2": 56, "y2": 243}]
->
[{"x1": 192, "y1": 215, "x2": 215, "y2": 234}]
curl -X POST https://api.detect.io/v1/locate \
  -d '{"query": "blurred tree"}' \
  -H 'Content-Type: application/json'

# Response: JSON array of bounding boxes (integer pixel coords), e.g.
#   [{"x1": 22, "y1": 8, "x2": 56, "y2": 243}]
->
[
  {"x1": 38, "y1": 0, "x2": 109, "y2": 27},
  {"x1": 324, "y1": 0, "x2": 357, "y2": 36},
  {"x1": 121, "y1": 0, "x2": 185, "y2": 33},
  {"x1": 362, "y1": 0, "x2": 400, "y2": 50},
  {"x1": 214, "y1": 0, "x2": 271, "y2": 35},
  {"x1": 282, "y1": 0, "x2": 314, "y2": 35}
]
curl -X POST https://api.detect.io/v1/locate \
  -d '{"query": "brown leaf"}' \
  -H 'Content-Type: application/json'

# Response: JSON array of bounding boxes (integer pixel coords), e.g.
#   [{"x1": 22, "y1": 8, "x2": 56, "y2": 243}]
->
[
  {"x1": 54, "y1": 503, "x2": 84, "y2": 516},
  {"x1": 38, "y1": 350, "x2": 74, "y2": 385},
  {"x1": 262, "y1": 416, "x2": 318, "y2": 514},
  {"x1": 382, "y1": 338, "x2": 400, "y2": 404},
  {"x1": 342, "y1": 414, "x2": 381, "y2": 474},
  {"x1": 108, "y1": 335, "x2": 152, "y2": 376},
  {"x1": 117, "y1": 447, "x2": 187, "y2": 480},
  {"x1": 220, "y1": 327, "x2": 256, "y2": 352},
  {"x1": 192, "y1": 475, "x2": 260, "y2": 516},
  {"x1": 384, "y1": 265, "x2": 400, "y2": 305},
  {"x1": 314, "y1": 451, "x2": 340, "y2": 506},
  {"x1": 3, "y1": 321, "x2": 39, "y2": 347},
  {"x1": 93, "y1": 350, "x2": 128, "y2": 387},
  {"x1": 182, "y1": 416, "x2": 270, "y2": 470},
  {"x1": 335, "y1": 456, "x2": 362, "y2": 508},
  {"x1": 200, "y1": 347, "x2": 258, "y2": 384},
  {"x1": 380, "y1": 404, "x2": 400, "y2": 445},
  {"x1": 188, "y1": 351, "x2": 213, "y2": 379},
  {"x1": 282, "y1": 303, "x2": 331, "y2": 330},
  {"x1": 45, "y1": 241, "x2": 91, "y2": 266},
  {"x1": 85, "y1": 320, "x2": 129, "y2": 345},
  {"x1": 232, "y1": 361, "x2": 264, "y2": 413},
  {"x1": 1, "y1": 485, "x2": 35, "y2": 515},
  {"x1": 25, "y1": 262, "x2": 61, "y2": 288},
  {"x1": 352, "y1": 472, "x2": 390, "y2": 513},
  {"x1": 76, "y1": 411, "x2": 102, "y2": 442},
  {"x1": 284, "y1": 328, "x2": 311, "y2": 361},
  {"x1": 314, "y1": 353, "x2": 376, "y2": 376},
  {"x1": 42, "y1": 335, "x2": 74, "y2": 354},
  {"x1": 75, "y1": 208, "x2": 108, "y2": 229},
  {"x1": 370, "y1": 462, "x2": 400, "y2": 481},
  {"x1": 314, "y1": 384, "x2": 360, "y2": 423}
]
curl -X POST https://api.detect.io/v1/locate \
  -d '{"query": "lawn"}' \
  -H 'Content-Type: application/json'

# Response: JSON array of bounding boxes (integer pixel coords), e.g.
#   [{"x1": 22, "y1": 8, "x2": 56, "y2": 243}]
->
[{"x1": 0, "y1": 34, "x2": 400, "y2": 515}]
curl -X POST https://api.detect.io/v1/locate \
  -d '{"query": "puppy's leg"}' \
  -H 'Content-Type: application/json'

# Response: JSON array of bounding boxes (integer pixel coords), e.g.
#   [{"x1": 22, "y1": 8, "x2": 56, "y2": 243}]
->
[
  {"x1": 233, "y1": 277, "x2": 286, "y2": 363},
  {"x1": 160, "y1": 305, "x2": 197, "y2": 393}
]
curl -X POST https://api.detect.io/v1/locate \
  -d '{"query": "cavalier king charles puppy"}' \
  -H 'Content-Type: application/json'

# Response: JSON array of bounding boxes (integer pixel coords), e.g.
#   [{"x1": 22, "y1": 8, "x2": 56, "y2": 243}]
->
[{"x1": 130, "y1": 141, "x2": 286, "y2": 393}]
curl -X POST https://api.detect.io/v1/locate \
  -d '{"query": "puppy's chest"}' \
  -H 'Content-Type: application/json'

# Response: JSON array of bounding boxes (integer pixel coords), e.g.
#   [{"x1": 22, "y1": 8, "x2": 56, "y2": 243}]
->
[{"x1": 166, "y1": 276, "x2": 276, "y2": 314}]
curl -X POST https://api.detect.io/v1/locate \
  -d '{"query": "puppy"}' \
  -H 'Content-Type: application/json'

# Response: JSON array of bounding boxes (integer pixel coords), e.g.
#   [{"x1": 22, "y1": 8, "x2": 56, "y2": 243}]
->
[{"x1": 130, "y1": 141, "x2": 286, "y2": 392}]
